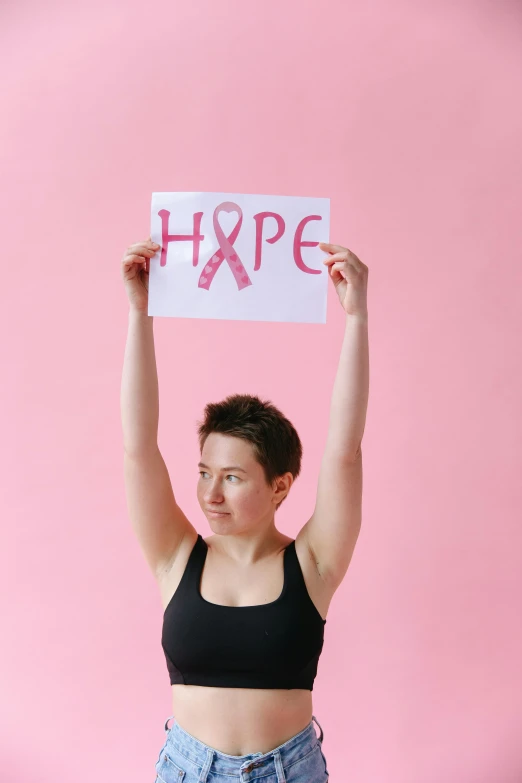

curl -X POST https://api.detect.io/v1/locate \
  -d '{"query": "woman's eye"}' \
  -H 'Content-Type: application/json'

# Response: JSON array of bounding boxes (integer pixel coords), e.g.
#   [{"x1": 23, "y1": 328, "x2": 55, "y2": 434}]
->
[{"x1": 198, "y1": 472, "x2": 238, "y2": 482}]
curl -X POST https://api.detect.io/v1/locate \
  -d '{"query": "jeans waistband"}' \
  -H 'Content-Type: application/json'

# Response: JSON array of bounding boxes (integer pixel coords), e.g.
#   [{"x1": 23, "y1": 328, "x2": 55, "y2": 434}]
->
[{"x1": 162, "y1": 714, "x2": 325, "y2": 777}]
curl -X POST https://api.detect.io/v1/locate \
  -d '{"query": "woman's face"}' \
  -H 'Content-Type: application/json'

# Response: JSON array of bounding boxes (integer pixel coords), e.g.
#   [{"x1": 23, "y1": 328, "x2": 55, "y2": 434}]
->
[{"x1": 197, "y1": 432, "x2": 292, "y2": 533}]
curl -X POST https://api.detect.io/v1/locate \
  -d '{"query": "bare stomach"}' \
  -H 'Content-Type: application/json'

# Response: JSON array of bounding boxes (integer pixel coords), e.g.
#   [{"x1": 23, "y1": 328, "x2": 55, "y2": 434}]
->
[{"x1": 170, "y1": 683, "x2": 313, "y2": 756}]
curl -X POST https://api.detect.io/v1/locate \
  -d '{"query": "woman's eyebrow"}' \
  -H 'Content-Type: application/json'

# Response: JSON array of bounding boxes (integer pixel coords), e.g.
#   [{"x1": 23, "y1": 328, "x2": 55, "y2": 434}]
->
[{"x1": 198, "y1": 462, "x2": 247, "y2": 473}]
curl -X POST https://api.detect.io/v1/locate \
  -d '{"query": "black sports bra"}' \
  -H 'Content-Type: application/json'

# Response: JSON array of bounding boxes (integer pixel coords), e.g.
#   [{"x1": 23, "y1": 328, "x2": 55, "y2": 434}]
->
[{"x1": 161, "y1": 534, "x2": 326, "y2": 690}]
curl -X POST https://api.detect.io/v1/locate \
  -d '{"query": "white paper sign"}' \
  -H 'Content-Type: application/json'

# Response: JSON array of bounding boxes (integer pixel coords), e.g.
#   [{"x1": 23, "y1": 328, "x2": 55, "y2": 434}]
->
[{"x1": 149, "y1": 192, "x2": 330, "y2": 323}]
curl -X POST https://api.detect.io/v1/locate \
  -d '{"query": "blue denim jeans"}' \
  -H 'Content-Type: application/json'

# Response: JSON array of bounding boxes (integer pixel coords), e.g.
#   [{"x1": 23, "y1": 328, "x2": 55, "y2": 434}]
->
[{"x1": 154, "y1": 713, "x2": 329, "y2": 782}]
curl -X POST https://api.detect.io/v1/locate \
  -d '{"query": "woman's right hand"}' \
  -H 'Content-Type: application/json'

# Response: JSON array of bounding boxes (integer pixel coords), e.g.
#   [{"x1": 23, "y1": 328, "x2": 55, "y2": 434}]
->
[{"x1": 121, "y1": 237, "x2": 160, "y2": 313}]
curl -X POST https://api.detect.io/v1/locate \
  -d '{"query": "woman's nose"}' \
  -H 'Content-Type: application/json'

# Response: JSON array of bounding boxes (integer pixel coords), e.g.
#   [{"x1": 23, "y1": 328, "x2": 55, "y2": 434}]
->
[{"x1": 205, "y1": 483, "x2": 224, "y2": 501}]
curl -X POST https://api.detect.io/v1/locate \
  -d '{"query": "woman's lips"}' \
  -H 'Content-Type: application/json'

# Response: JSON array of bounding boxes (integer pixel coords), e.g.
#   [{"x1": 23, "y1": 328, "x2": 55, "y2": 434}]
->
[{"x1": 206, "y1": 509, "x2": 229, "y2": 516}]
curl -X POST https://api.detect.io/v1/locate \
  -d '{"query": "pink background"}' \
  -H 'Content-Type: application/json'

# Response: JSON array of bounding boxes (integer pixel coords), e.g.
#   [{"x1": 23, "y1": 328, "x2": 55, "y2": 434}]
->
[{"x1": 2, "y1": 1, "x2": 522, "y2": 781}]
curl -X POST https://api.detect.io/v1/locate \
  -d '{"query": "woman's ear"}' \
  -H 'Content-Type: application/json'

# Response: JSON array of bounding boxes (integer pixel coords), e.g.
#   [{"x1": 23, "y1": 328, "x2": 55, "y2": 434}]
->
[{"x1": 273, "y1": 472, "x2": 294, "y2": 503}]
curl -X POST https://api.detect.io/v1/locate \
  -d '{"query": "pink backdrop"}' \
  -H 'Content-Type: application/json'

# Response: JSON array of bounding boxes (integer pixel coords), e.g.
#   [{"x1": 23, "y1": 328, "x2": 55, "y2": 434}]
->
[{"x1": 2, "y1": 1, "x2": 521, "y2": 781}]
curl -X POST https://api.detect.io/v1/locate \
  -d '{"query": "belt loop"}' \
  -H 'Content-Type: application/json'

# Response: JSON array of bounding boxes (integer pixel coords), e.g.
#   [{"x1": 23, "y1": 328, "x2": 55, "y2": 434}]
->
[
  {"x1": 272, "y1": 749, "x2": 286, "y2": 782},
  {"x1": 198, "y1": 747, "x2": 214, "y2": 783},
  {"x1": 164, "y1": 715, "x2": 175, "y2": 733},
  {"x1": 312, "y1": 714, "x2": 324, "y2": 743}
]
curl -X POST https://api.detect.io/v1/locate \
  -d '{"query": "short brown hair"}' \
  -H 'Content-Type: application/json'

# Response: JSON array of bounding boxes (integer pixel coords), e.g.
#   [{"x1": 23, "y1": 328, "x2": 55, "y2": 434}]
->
[{"x1": 196, "y1": 393, "x2": 302, "y2": 510}]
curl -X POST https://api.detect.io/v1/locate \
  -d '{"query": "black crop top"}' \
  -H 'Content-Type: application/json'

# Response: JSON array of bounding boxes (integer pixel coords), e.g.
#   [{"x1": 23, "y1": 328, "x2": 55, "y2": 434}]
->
[{"x1": 161, "y1": 534, "x2": 326, "y2": 690}]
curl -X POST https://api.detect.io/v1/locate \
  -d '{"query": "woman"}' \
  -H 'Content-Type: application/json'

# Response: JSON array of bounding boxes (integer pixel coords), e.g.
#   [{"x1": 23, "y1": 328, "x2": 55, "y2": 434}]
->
[{"x1": 120, "y1": 235, "x2": 369, "y2": 782}]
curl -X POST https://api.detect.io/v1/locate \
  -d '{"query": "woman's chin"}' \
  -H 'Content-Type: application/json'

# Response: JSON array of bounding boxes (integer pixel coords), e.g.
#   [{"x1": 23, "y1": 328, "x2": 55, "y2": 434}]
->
[{"x1": 206, "y1": 512, "x2": 233, "y2": 530}]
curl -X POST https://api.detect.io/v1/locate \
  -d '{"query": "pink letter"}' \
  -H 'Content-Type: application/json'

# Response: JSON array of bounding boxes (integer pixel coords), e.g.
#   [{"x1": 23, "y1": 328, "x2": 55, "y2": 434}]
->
[
  {"x1": 252, "y1": 212, "x2": 286, "y2": 271},
  {"x1": 294, "y1": 215, "x2": 322, "y2": 274},
  {"x1": 158, "y1": 209, "x2": 205, "y2": 268}
]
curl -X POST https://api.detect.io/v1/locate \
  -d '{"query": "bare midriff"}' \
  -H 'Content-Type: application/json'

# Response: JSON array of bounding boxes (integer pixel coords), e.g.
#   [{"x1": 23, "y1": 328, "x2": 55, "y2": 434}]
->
[
  {"x1": 170, "y1": 683, "x2": 313, "y2": 756},
  {"x1": 161, "y1": 531, "x2": 331, "y2": 756}
]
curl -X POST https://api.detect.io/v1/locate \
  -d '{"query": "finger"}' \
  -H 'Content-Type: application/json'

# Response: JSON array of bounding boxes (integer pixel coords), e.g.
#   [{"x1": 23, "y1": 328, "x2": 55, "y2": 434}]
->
[
  {"x1": 322, "y1": 251, "x2": 349, "y2": 264},
  {"x1": 321, "y1": 244, "x2": 363, "y2": 265},
  {"x1": 128, "y1": 239, "x2": 160, "y2": 253},
  {"x1": 124, "y1": 245, "x2": 158, "y2": 259},
  {"x1": 122, "y1": 253, "x2": 148, "y2": 268},
  {"x1": 323, "y1": 252, "x2": 363, "y2": 273},
  {"x1": 333, "y1": 261, "x2": 360, "y2": 278},
  {"x1": 327, "y1": 263, "x2": 346, "y2": 284},
  {"x1": 319, "y1": 242, "x2": 348, "y2": 254}
]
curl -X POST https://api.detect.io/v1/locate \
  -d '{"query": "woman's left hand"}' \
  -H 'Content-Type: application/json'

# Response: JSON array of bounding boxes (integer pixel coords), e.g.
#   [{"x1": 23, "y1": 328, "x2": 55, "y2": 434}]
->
[{"x1": 319, "y1": 242, "x2": 368, "y2": 319}]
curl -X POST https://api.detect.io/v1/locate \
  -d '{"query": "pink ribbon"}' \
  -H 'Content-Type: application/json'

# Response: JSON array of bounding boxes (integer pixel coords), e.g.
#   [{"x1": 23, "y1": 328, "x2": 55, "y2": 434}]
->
[{"x1": 198, "y1": 202, "x2": 253, "y2": 291}]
